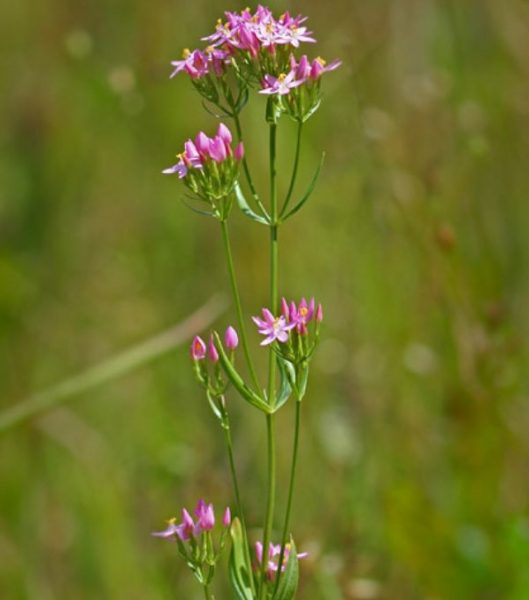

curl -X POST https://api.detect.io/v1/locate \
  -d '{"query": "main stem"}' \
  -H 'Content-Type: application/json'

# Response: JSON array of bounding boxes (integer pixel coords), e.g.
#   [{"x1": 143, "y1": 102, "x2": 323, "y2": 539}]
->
[
  {"x1": 203, "y1": 583, "x2": 212, "y2": 600},
  {"x1": 258, "y1": 122, "x2": 279, "y2": 599},
  {"x1": 274, "y1": 398, "x2": 302, "y2": 592},
  {"x1": 220, "y1": 219, "x2": 260, "y2": 392}
]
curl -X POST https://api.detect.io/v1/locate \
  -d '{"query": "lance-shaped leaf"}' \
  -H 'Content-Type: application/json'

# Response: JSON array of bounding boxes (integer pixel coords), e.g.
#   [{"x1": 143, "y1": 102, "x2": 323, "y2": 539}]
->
[
  {"x1": 281, "y1": 153, "x2": 325, "y2": 222},
  {"x1": 295, "y1": 363, "x2": 310, "y2": 401},
  {"x1": 301, "y1": 98, "x2": 322, "y2": 123},
  {"x1": 273, "y1": 538, "x2": 299, "y2": 600},
  {"x1": 234, "y1": 183, "x2": 270, "y2": 225},
  {"x1": 273, "y1": 356, "x2": 295, "y2": 412},
  {"x1": 229, "y1": 518, "x2": 254, "y2": 600},
  {"x1": 213, "y1": 332, "x2": 271, "y2": 413}
]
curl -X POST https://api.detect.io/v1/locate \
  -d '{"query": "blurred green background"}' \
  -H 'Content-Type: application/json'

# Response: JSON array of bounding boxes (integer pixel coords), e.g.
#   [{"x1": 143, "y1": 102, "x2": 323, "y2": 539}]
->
[{"x1": 1, "y1": 0, "x2": 528, "y2": 598}]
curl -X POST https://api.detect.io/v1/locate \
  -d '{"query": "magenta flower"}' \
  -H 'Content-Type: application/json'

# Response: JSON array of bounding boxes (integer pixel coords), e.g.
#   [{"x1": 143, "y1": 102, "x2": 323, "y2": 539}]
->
[
  {"x1": 259, "y1": 71, "x2": 304, "y2": 96},
  {"x1": 208, "y1": 335, "x2": 219, "y2": 362},
  {"x1": 162, "y1": 159, "x2": 188, "y2": 178},
  {"x1": 252, "y1": 308, "x2": 295, "y2": 345},
  {"x1": 209, "y1": 135, "x2": 228, "y2": 162},
  {"x1": 281, "y1": 25, "x2": 316, "y2": 48},
  {"x1": 316, "y1": 302, "x2": 323, "y2": 322},
  {"x1": 191, "y1": 335, "x2": 207, "y2": 360},
  {"x1": 195, "y1": 499, "x2": 215, "y2": 531},
  {"x1": 310, "y1": 57, "x2": 342, "y2": 80},
  {"x1": 224, "y1": 326, "x2": 239, "y2": 350},
  {"x1": 255, "y1": 541, "x2": 308, "y2": 579},
  {"x1": 170, "y1": 48, "x2": 209, "y2": 79},
  {"x1": 290, "y1": 297, "x2": 315, "y2": 334}
]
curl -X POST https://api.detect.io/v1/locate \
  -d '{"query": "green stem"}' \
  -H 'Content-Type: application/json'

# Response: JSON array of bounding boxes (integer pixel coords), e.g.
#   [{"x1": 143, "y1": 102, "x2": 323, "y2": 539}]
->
[
  {"x1": 220, "y1": 219, "x2": 261, "y2": 392},
  {"x1": 232, "y1": 112, "x2": 269, "y2": 219},
  {"x1": 222, "y1": 411, "x2": 256, "y2": 595},
  {"x1": 203, "y1": 582, "x2": 213, "y2": 600},
  {"x1": 258, "y1": 121, "x2": 279, "y2": 600},
  {"x1": 274, "y1": 399, "x2": 302, "y2": 593},
  {"x1": 280, "y1": 121, "x2": 303, "y2": 219}
]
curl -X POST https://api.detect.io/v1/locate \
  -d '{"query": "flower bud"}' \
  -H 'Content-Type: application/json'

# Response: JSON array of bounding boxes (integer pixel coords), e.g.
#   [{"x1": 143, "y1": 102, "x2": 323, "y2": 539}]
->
[
  {"x1": 209, "y1": 136, "x2": 227, "y2": 162},
  {"x1": 195, "y1": 131, "x2": 210, "y2": 156},
  {"x1": 217, "y1": 122, "x2": 233, "y2": 145},
  {"x1": 223, "y1": 507, "x2": 231, "y2": 527},
  {"x1": 316, "y1": 303, "x2": 323, "y2": 322},
  {"x1": 234, "y1": 141, "x2": 245, "y2": 161},
  {"x1": 225, "y1": 326, "x2": 239, "y2": 350},
  {"x1": 191, "y1": 336, "x2": 207, "y2": 360},
  {"x1": 208, "y1": 335, "x2": 219, "y2": 362}
]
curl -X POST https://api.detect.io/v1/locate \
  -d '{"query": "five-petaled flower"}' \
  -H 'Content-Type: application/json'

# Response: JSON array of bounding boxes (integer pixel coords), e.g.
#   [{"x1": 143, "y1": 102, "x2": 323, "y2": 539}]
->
[{"x1": 252, "y1": 308, "x2": 296, "y2": 345}]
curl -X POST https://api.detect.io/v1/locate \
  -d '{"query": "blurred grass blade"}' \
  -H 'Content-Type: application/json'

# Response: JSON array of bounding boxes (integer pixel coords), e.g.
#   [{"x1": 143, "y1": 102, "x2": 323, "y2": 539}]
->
[{"x1": 0, "y1": 294, "x2": 227, "y2": 433}]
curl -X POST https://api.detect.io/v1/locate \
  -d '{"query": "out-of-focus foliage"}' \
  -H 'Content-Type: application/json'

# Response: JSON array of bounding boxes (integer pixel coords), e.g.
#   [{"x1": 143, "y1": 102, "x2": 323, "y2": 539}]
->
[{"x1": 1, "y1": 0, "x2": 528, "y2": 598}]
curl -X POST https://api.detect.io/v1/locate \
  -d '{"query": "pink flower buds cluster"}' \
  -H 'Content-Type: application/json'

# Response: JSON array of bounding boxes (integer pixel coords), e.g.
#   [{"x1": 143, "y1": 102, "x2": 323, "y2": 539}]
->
[
  {"x1": 191, "y1": 326, "x2": 239, "y2": 362},
  {"x1": 191, "y1": 326, "x2": 239, "y2": 407},
  {"x1": 153, "y1": 500, "x2": 231, "y2": 579},
  {"x1": 163, "y1": 123, "x2": 244, "y2": 210},
  {"x1": 253, "y1": 298, "x2": 322, "y2": 364},
  {"x1": 255, "y1": 541, "x2": 308, "y2": 580},
  {"x1": 153, "y1": 499, "x2": 230, "y2": 542}
]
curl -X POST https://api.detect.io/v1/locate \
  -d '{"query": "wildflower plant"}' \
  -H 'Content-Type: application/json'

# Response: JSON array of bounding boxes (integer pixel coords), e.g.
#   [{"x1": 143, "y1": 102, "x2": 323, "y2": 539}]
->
[{"x1": 154, "y1": 6, "x2": 340, "y2": 599}]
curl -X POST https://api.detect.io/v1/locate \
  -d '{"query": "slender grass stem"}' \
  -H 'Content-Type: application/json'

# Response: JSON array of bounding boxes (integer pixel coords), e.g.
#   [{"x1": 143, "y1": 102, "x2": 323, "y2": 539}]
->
[
  {"x1": 280, "y1": 121, "x2": 303, "y2": 219},
  {"x1": 274, "y1": 398, "x2": 302, "y2": 592},
  {"x1": 258, "y1": 121, "x2": 279, "y2": 600},
  {"x1": 220, "y1": 220, "x2": 261, "y2": 392}
]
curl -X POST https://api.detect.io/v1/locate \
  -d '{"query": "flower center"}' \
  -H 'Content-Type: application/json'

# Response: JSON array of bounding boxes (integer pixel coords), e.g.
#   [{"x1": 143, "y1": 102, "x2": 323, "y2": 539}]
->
[{"x1": 182, "y1": 48, "x2": 191, "y2": 58}]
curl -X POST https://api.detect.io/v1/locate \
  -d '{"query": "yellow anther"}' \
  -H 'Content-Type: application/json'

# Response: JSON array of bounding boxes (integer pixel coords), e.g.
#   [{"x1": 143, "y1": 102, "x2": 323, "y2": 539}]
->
[
  {"x1": 278, "y1": 73, "x2": 287, "y2": 81},
  {"x1": 182, "y1": 48, "x2": 191, "y2": 58},
  {"x1": 316, "y1": 56, "x2": 326, "y2": 66}
]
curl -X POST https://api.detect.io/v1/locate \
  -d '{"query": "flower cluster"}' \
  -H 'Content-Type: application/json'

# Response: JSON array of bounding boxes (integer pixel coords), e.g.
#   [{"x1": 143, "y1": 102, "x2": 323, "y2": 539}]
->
[
  {"x1": 163, "y1": 123, "x2": 244, "y2": 212},
  {"x1": 168, "y1": 5, "x2": 341, "y2": 122},
  {"x1": 153, "y1": 500, "x2": 231, "y2": 587},
  {"x1": 255, "y1": 541, "x2": 308, "y2": 580},
  {"x1": 253, "y1": 298, "x2": 322, "y2": 358},
  {"x1": 191, "y1": 326, "x2": 239, "y2": 413}
]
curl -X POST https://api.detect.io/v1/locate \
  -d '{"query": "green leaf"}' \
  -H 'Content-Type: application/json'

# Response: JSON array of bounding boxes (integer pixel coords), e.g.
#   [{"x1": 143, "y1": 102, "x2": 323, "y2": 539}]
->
[
  {"x1": 229, "y1": 518, "x2": 254, "y2": 600},
  {"x1": 273, "y1": 356, "x2": 295, "y2": 412},
  {"x1": 213, "y1": 332, "x2": 271, "y2": 413},
  {"x1": 273, "y1": 538, "x2": 299, "y2": 600},
  {"x1": 206, "y1": 390, "x2": 223, "y2": 421},
  {"x1": 181, "y1": 197, "x2": 218, "y2": 218},
  {"x1": 234, "y1": 183, "x2": 269, "y2": 225},
  {"x1": 281, "y1": 153, "x2": 325, "y2": 222}
]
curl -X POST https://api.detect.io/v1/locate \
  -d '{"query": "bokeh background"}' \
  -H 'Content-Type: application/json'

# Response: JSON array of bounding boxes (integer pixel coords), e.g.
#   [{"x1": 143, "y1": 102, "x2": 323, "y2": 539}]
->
[{"x1": 1, "y1": 0, "x2": 529, "y2": 598}]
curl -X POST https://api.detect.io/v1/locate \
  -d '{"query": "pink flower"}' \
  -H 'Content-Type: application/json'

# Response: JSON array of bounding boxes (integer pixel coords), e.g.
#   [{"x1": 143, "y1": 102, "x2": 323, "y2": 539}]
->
[
  {"x1": 190, "y1": 336, "x2": 207, "y2": 360},
  {"x1": 255, "y1": 541, "x2": 308, "y2": 579},
  {"x1": 209, "y1": 135, "x2": 228, "y2": 162},
  {"x1": 195, "y1": 499, "x2": 215, "y2": 531},
  {"x1": 224, "y1": 326, "x2": 239, "y2": 350},
  {"x1": 310, "y1": 57, "x2": 342, "y2": 80},
  {"x1": 290, "y1": 297, "x2": 315, "y2": 335},
  {"x1": 252, "y1": 308, "x2": 295, "y2": 345},
  {"x1": 170, "y1": 48, "x2": 209, "y2": 79},
  {"x1": 259, "y1": 71, "x2": 304, "y2": 96},
  {"x1": 162, "y1": 158, "x2": 187, "y2": 178},
  {"x1": 316, "y1": 303, "x2": 323, "y2": 322}
]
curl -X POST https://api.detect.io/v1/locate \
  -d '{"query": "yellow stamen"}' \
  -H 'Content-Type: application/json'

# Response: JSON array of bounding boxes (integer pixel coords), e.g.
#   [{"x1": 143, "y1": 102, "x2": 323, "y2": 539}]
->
[
  {"x1": 167, "y1": 517, "x2": 177, "y2": 525},
  {"x1": 182, "y1": 48, "x2": 191, "y2": 58},
  {"x1": 299, "y1": 307, "x2": 309, "y2": 317},
  {"x1": 278, "y1": 73, "x2": 287, "y2": 82},
  {"x1": 316, "y1": 56, "x2": 326, "y2": 66}
]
